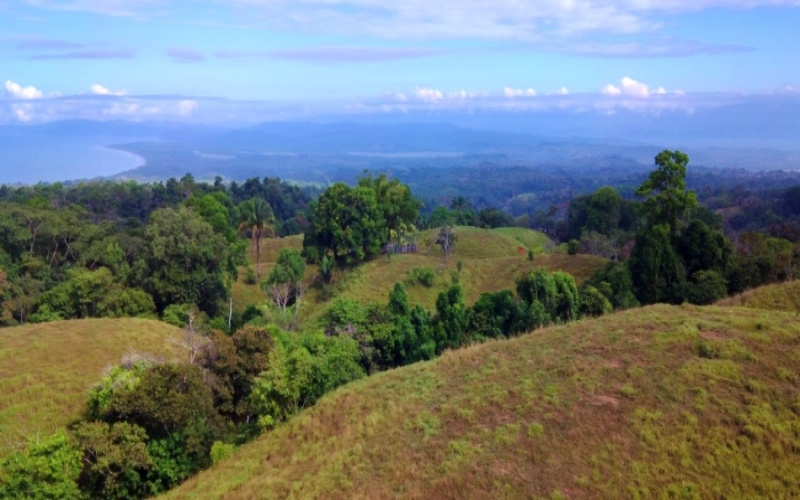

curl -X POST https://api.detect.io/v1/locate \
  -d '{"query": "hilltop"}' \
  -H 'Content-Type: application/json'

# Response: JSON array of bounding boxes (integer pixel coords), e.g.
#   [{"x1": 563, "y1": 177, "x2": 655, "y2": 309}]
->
[
  {"x1": 0, "y1": 318, "x2": 184, "y2": 455},
  {"x1": 717, "y1": 280, "x2": 800, "y2": 313},
  {"x1": 232, "y1": 226, "x2": 606, "y2": 322},
  {"x1": 167, "y1": 303, "x2": 800, "y2": 498}
]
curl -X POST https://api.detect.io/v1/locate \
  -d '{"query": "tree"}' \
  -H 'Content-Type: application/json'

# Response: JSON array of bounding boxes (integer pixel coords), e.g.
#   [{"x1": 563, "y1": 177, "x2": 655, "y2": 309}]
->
[
  {"x1": 436, "y1": 225, "x2": 456, "y2": 261},
  {"x1": 303, "y1": 183, "x2": 385, "y2": 263},
  {"x1": 264, "y1": 249, "x2": 306, "y2": 327},
  {"x1": 628, "y1": 224, "x2": 685, "y2": 304},
  {"x1": 237, "y1": 198, "x2": 275, "y2": 278},
  {"x1": 141, "y1": 206, "x2": 230, "y2": 316},
  {"x1": 0, "y1": 431, "x2": 82, "y2": 500},
  {"x1": 358, "y1": 173, "x2": 420, "y2": 243},
  {"x1": 636, "y1": 150, "x2": 698, "y2": 233}
]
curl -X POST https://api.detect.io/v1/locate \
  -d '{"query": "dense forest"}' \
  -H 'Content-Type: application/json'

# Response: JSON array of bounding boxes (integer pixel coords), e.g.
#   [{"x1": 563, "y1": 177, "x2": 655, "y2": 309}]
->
[{"x1": 2, "y1": 151, "x2": 800, "y2": 498}]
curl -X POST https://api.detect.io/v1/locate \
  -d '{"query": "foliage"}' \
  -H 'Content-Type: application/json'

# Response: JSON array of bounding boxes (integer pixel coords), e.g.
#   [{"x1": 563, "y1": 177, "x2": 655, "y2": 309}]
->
[
  {"x1": 636, "y1": 150, "x2": 698, "y2": 231},
  {"x1": 579, "y1": 285, "x2": 612, "y2": 317},
  {"x1": 72, "y1": 421, "x2": 153, "y2": 499},
  {"x1": 237, "y1": 198, "x2": 275, "y2": 279},
  {"x1": 409, "y1": 266, "x2": 436, "y2": 287},
  {"x1": 0, "y1": 431, "x2": 82, "y2": 500},
  {"x1": 141, "y1": 206, "x2": 230, "y2": 316},
  {"x1": 303, "y1": 182, "x2": 385, "y2": 263}
]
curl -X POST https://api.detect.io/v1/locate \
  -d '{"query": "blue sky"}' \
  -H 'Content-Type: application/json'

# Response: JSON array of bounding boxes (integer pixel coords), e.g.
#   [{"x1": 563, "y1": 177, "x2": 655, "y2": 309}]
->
[{"x1": 1, "y1": 0, "x2": 799, "y2": 124}]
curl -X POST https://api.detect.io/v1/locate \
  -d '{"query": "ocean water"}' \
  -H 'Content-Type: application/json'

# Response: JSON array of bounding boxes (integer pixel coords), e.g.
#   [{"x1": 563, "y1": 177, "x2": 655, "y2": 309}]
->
[{"x1": 0, "y1": 136, "x2": 144, "y2": 185}]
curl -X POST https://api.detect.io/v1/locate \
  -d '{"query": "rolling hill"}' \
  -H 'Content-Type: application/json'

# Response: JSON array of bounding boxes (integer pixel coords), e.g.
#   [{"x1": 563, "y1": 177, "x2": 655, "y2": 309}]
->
[
  {"x1": 166, "y1": 303, "x2": 800, "y2": 498},
  {"x1": 0, "y1": 318, "x2": 184, "y2": 456},
  {"x1": 232, "y1": 227, "x2": 606, "y2": 323},
  {"x1": 717, "y1": 280, "x2": 800, "y2": 313}
]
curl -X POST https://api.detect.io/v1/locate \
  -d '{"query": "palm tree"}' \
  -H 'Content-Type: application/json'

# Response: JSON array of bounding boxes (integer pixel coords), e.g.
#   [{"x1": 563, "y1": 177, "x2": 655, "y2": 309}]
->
[{"x1": 238, "y1": 198, "x2": 276, "y2": 278}]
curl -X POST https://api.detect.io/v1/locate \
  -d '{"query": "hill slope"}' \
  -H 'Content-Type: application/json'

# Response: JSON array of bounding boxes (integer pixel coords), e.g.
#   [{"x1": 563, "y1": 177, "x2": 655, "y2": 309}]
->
[
  {"x1": 717, "y1": 280, "x2": 800, "y2": 313},
  {"x1": 232, "y1": 228, "x2": 605, "y2": 321},
  {"x1": 0, "y1": 318, "x2": 184, "y2": 454},
  {"x1": 167, "y1": 304, "x2": 800, "y2": 498}
]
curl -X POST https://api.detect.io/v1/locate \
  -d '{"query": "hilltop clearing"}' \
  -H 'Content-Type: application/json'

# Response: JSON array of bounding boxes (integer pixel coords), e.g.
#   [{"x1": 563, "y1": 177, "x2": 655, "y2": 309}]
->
[
  {"x1": 167, "y1": 304, "x2": 800, "y2": 498},
  {"x1": 233, "y1": 227, "x2": 605, "y2": 324}
]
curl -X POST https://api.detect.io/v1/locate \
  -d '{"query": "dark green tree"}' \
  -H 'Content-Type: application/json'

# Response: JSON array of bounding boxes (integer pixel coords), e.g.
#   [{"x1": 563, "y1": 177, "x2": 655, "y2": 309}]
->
[{"x1": 141, "y1": 206, "x2": 230, "y2": 316}]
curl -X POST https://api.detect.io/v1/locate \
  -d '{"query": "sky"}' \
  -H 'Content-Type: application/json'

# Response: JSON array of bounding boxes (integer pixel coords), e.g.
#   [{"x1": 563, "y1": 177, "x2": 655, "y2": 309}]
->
[{"x1": 1, "y1": 0, "x2": 799, "y2": 124}]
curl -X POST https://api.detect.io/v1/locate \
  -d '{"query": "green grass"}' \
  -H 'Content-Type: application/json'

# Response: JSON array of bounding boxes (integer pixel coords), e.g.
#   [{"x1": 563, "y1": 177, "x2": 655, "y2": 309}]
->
[
  {"x1": 0, "y1": 318, "x2": 184, "y2": 456},
  {"x1": 235, "y1": 228, "x2": 606, "y2": 326},
  {"x1": 165, "y1": 303, "x2": 800, "y2": 498},
  {"x1": 717, "y1": 280, "x2": 800, "y2": 313}
]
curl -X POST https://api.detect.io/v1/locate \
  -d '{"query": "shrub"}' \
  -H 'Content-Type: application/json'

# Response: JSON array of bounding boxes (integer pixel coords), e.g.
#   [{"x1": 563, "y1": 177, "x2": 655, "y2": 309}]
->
[{"x1": 409, "y1": 266, "x2": 436, "y2": 287}]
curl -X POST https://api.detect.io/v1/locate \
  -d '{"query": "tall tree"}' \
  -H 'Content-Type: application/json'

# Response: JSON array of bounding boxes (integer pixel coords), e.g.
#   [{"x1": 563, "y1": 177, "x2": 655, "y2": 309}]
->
[
  {"x1": 237, "y1": 198, "x2": 275, "y2": 278},
  {"x1": 636, "y1": 150, "x2": 698, "y2": 233}
]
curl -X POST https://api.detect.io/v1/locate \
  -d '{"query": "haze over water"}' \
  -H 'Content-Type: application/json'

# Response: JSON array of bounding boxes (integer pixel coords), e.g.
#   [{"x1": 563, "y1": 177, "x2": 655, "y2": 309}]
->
[{"x1": 0, "y1": 136, "x2": 143, "y2": 184}]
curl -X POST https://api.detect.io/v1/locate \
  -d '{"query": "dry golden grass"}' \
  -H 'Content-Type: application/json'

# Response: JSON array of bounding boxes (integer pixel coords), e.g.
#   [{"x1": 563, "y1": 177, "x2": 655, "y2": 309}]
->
[
  {"x1": 0, "y1": 318, "x2": 183, "y2": 456},
  {"x1": 717, "y1": 280, "x2": 800, "y2": 313},
  {"x1": 166, "y1": 304, "x2": 800, "y2": 499}
]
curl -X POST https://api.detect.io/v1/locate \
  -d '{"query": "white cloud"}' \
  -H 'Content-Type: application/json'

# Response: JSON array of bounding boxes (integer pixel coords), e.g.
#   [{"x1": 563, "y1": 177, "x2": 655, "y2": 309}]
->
[
  {"x1": 90, "y1": 84, "x2": 127, "y2": 96},
  {"x1": 620, "y1": 76, "x2": 650, "y2": 96},
  {"x1": 602, "y1": 77, "x2": 669, "y2": 97},
  {"x1": 11, "y1": 104, "x2": 34, "y2": 122},
  {"x1": 178, "y1": 99, "x2": 198, "y2": 116},
  {"x1": 554, "y1": 86, "x2": 570, "y2": 95},
  {"x1": 414, "y1": 87, "x2": 444, "y2": 102},
  {"x1": 5, "y1": 80, "x2": 43, "y2": 99},
  {"x1": 102, "y1": 102, "x2": 162, "y2": 116},
  {"x1": 504, "y1": 87, "x2": 537, "y2": 98}
]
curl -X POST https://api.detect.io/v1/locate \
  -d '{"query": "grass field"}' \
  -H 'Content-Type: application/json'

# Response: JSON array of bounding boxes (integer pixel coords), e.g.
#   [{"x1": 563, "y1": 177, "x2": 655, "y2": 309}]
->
[
  {"x1": 166, "y1": 303, "x2": 800, "y2": 499},
  {"x1": 234, "y1": 227, "x2": 604, "y2": 325},
  {"x1": 717, "y1": 279, "x2": 800, "y2": 313},
  {"x1": 0, "y1": 318, "x2": 184, "y2": 456}
]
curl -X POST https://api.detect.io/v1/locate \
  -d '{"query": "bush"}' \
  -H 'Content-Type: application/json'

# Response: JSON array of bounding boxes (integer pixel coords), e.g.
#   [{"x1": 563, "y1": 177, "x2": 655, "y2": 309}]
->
[
  {"x1": 579, "y1": 285, "x2": 612, "y2": 317},
  {"x1": 409, "y1": 266, "x2": 436, "y2": 287},
  {"x1": 244, "y1": 268, "x2": 257, "y2": 285}
]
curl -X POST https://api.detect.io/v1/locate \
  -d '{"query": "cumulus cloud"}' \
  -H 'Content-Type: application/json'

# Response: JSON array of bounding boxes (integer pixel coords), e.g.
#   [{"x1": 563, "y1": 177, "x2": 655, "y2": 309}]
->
[
  {"x1": 504, "y1": 87, "x2": 537, "y2": 98},
  {"x1": 178, "y1": 99, "x2": 198, "y2": 116},
  {"x1": 5, "y1": 80, "x2": 43, "y2": 99},
  {"x1": 414, "y1": 87, "x2": 445, "y2": 102},
  {"x1": 90, "y1": 84, "x2": 127, "y2": 96},
  {"x1": 601, "y1": 77, "x2": 668, "y2": 97},
  {"x1": 554, "y1": 87, "x2": 570, "y2": 95}
]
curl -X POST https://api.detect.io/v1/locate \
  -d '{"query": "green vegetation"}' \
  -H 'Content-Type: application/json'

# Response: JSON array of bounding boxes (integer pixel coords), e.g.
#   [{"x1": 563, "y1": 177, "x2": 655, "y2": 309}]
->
[
  {"x1": 3, "y1": 155, "x2": 800, "y2": 498},
  {"x1": 165, "y1": 303, "x2": 800, "y2": 498}
]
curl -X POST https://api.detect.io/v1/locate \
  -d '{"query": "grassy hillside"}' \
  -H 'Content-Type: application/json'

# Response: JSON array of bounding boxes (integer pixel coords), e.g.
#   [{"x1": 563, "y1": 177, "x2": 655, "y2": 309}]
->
[
  {"x1": 717, "y1": 280, "x2": 800, "y2": 313},
  {"x1": 0, "y1": 318, "x2": 184, "y2": 455},
  {"x1": 167, "y1": 304, "x2": 800, "y2": 499},
  {"x1": 233, "y1": 228, "x2": 604, "y2": 323}
]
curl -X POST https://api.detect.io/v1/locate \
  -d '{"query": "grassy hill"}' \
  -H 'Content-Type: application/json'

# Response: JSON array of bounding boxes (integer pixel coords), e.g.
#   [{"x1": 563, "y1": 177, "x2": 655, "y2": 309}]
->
[
  {"x1": 233, "y1": 227, "x2": 605, "y2": 323},
  {"x1": 166, "y1": 303, "x2": 800, "y2": 498},
  {"x1": 717, "y1": 280, "x2": 800, "y2": 313},
  {"x1": 0, "y1": 318, "x2": 184, "y2": 455}
]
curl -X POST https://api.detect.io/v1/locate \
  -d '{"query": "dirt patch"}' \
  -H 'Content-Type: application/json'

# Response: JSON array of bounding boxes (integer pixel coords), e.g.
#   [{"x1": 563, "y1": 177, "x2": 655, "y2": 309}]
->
[
  {"x1": 606, "y1": 359, "x2": 621, "y2": 369},
  {"x1": 700, "y1": 330, "x2": 727, "y2": 340},
  {"x1": 588, "y1": 395, "x2": 620, "y2": 407}
]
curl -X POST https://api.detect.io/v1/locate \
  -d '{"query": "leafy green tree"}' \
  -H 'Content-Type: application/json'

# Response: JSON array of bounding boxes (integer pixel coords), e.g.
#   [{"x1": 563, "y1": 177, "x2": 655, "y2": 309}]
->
[
  {"x1": 628, "y1": 224, "x2": 685, "y2": 304},
  {"x1": 0, "y1": 431, "x2": 81, "y2": 500},
  {"x1": 237, "y1": 198, "x2": 275, "y2": 279},
  {"x1": 303, "y1": 183, "x2": 385, "y2": 263},
  {"x1": 141, "y1": 206, "x2": 230, "y2": 316},
  {"x1": 433, "y1": 282, "x2": 468, "y2": 353},
  {"x1": 686, "y1": 270, "x2": 728, "y2": 305},
  {"x1": 358, "y1": 173, "x2": 420, "y2": 243},
  {"x1": 264, "y1": 248, "x2": 306, "y2": 323},
  {"x1": 636, "y1": 150, "x2": 698, "y2": 232},
  {"x1": 468, "y1": 289, "x2": 522, "y2": 340},
  {"x1": 72, "y1": 421, "x2": 153, "y2": 499},
  {"x1": 579, "y1": 285, "x2": 612, "y2": 317}
]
